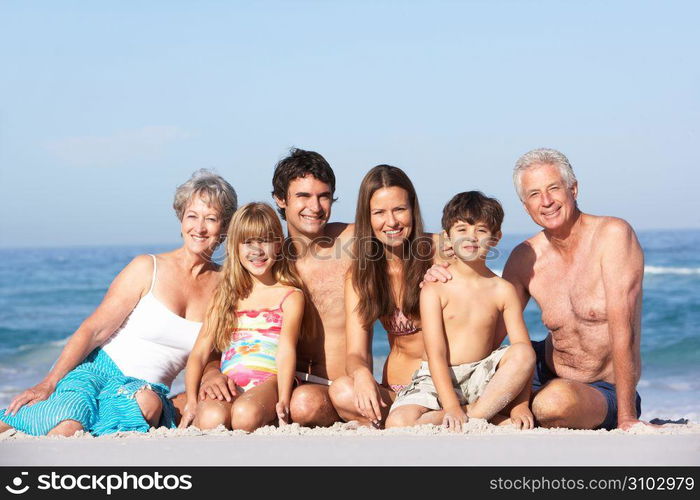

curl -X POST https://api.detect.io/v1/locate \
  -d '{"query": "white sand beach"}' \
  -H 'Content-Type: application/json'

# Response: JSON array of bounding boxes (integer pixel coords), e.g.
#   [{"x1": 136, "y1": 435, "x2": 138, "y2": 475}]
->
[{"x1": 2, "y1": 421, "x2": 699, "y2": 467}]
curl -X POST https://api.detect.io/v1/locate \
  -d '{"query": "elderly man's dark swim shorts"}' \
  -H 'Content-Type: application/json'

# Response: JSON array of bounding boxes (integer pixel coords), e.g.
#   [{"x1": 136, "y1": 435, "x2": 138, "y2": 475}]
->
[{"x1": 531, "y1": 340, "x2": 641, "y2": 430}]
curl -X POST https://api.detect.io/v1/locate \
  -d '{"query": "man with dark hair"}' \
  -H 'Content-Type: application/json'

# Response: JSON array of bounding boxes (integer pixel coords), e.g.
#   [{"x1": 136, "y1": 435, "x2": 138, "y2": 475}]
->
[
  {"x1": 271, "y1": 148, "x2": 337, "y2": 220},
  {"x1": 197, "y1": 148, "x2": 353, "y2": 428}
]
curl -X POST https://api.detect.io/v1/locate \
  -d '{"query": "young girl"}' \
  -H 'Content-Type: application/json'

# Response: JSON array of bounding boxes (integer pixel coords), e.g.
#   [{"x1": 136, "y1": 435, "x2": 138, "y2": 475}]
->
[{"x1": 179, "y1": 202, "x2": 305, "y2": 432}]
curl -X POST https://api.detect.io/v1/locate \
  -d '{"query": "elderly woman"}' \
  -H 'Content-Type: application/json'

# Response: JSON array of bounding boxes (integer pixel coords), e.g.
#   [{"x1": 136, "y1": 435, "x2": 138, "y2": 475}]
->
[{"x1": 0, "y1": 170, "x2": 236, "y2": 436}]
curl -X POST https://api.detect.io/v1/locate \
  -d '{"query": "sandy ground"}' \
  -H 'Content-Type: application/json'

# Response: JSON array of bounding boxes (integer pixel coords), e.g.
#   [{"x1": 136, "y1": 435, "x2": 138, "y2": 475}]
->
[{"x1": 2, "y1": 420, "x2": 699, "y2": 466}]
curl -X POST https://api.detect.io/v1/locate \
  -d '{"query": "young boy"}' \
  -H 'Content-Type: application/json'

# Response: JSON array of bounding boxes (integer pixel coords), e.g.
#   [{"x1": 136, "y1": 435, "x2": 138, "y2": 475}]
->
[{"x1": 385, "y1": 191, "x2": 535, "y2": 431}]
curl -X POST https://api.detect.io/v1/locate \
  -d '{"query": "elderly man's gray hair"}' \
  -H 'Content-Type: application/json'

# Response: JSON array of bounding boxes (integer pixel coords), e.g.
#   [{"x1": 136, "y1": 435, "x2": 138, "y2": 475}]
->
[
  {"x1": 173, "y1": 169, "x2": 238, "y2": 229},
  {"x1": 513, "y1": 148, "x2": 577, "y2": 201}
]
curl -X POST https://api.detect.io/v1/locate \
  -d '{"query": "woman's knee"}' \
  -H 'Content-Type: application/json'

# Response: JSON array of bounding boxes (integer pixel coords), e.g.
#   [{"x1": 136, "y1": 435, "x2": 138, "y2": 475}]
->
[
  {"x1": 194, "y1": 399, "x2": 232, "y2": 430},
  {"x1": 135, "y1": 389, "x2": 163, "y2": 427},
  {"x1": 230, "y1": 398, "x2": 267, "y2": 432},
  {"x1": 48, "y1": 419, "x2": 83, "y2": 437}
]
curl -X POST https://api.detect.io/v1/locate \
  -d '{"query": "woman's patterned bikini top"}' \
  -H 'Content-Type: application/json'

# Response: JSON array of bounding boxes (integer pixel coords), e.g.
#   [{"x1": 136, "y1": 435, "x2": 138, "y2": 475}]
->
[{"x1": 380, "y1": 307, "x2": 421, "y2": 336}]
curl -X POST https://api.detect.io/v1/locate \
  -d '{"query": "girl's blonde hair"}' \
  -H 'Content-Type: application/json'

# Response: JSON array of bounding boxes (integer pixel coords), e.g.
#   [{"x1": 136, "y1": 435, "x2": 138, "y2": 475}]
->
[{"x1": 205, "y1": 202, "x2": 308, "y2": 352}]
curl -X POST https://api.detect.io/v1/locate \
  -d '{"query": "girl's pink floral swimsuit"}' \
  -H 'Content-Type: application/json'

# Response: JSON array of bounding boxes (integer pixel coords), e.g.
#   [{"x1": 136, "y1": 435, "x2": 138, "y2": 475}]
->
[{"x1": 221, "y1": 289, "x2": 299, "y2": 391}]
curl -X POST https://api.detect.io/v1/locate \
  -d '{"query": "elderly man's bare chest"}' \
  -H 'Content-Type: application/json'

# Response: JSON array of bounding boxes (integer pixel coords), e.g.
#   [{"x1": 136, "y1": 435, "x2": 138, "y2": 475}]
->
[{"x1": 529, "y1": 252, "x2": 608, "y2": 331}]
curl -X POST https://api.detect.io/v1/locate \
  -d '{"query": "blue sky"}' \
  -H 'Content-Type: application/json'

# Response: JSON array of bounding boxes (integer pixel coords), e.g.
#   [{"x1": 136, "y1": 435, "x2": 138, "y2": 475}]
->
[{"x1": 1, "y1": 1, "x2": 698, "y2": 247}]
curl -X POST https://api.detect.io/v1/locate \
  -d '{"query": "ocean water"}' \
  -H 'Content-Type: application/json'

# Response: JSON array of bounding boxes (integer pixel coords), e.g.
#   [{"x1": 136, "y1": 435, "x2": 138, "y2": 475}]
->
[{"x1": 1, "y1": 229, "x2": 698, "y2": 422}]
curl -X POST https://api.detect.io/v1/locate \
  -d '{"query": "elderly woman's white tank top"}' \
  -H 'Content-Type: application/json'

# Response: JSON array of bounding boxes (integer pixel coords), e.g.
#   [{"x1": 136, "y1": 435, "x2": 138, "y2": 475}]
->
[{"x1": 101, "y1": 255, "x2": 202, "y2": 388}]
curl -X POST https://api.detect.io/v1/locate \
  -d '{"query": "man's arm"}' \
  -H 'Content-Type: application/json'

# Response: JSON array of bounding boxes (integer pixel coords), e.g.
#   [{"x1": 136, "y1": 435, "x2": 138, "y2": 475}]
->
[
  {"x1": 328, "y1": 222, "x2": 354, "y2": 243},
  {"x1": 494, "y1": 243, "x2": 533, "y2": 348},
  {"x1": 599, "y1": 219, "x2": 644, "y2": 430}
]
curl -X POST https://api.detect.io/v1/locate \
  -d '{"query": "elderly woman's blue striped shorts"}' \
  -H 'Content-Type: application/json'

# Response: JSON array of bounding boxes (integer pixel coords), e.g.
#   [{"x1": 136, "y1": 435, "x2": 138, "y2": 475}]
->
[{"x1": 0, "y1": 348, "x2": 176, "y2": 436}]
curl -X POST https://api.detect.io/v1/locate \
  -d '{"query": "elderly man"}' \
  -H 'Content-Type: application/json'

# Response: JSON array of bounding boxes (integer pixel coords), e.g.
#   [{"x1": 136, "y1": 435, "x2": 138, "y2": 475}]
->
[
  {"x1": 428, "y1": 148, "x2": 647, "y2": 430},
  {"x1": 501, "y1": 148, "x2": 645, "y2": 430}
]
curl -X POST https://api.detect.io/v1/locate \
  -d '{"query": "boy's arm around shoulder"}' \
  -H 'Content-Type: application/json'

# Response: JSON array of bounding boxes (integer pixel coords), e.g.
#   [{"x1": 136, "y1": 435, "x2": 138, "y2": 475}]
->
[{"x1": 420, "y1": 283, "x2": 462, "y2": 412}]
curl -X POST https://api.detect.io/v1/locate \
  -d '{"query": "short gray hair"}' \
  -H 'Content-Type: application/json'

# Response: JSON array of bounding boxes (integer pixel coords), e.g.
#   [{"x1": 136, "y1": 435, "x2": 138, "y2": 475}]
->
[
  {"x1": 513, "y1": 148, "x2": 577, "y2": 201},
  {"x1": 173, "y1": 169, "x2": 238, "y2": 229}
]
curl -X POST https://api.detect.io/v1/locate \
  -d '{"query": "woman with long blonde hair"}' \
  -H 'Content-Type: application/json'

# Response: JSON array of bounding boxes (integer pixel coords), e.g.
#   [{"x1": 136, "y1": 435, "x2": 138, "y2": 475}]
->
[{"x1": 179, "y1": 202, "x2": 306, "y2": 432}]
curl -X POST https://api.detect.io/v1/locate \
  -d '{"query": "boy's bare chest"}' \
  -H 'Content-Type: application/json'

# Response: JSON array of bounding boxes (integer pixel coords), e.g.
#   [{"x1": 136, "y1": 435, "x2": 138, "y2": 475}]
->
[{"x1": 443, "y1": 292, "x2": 500, "y2": 332}]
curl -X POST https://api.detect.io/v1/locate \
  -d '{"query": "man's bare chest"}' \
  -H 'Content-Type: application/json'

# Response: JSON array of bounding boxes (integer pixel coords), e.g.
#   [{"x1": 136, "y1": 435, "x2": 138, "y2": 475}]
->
[
  {"x1": 528, "y1": 254, "x2": 608, "y2": 330},
  {"x1": 296, "y1": 258, "x2": 349, "y2": 313}
]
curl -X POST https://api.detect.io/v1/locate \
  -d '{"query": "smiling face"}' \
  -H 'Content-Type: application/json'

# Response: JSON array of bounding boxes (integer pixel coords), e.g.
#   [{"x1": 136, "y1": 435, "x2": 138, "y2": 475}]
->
[
  {"x1": 237, "y1": 237, "x2": 280, "y2": 278},
  {"x1": 447, "y1": 219, "x2": 500, "y2": 262},
  {"x1": 520, "y1": 163, "x2": 578, "y2": 231},
  {"x1": 369, "y1": 186, "x2": 413, "y2": 251},
  {"x1": 180, "y1": 194, "x2": 224, "y2": 256},
  {"x1": 275, "y1": 175, "x2": 333, "y2": 238}
]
